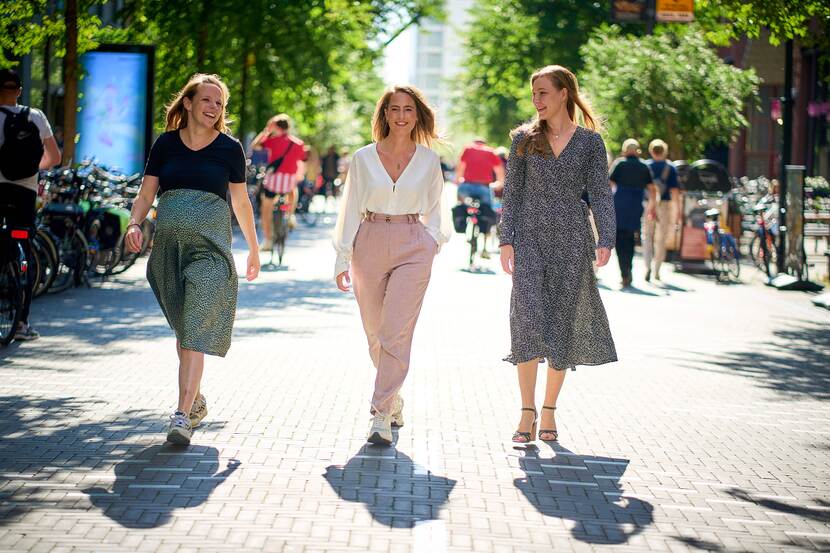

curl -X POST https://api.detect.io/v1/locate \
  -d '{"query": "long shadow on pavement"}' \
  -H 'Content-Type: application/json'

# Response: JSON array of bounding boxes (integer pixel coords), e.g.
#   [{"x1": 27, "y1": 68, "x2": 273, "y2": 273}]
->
[
  {"x1": 83, "y1": 444, "x2": 239, "y2": 528},
  {"x1": 323, "y1": 442, "x2": 456, "y2": 528},
  {"x1": 514, "y1": 444, "x2": 654, "y2": 545},
  {"x1": 675, "y1": 319, "x2": 830, "y2": 400}
]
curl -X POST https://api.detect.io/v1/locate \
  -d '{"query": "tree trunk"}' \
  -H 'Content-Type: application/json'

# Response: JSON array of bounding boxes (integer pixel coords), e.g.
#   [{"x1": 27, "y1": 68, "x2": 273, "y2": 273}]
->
[
  {"x1": 62, "y1": 0, "x2": 78, "y2": 165},
  {"x1": 239, "y1": 47, "x2": 253, "y2": 140},
  {"x1": 195, "y1": 0, "x2": 212, "y2": 69}
]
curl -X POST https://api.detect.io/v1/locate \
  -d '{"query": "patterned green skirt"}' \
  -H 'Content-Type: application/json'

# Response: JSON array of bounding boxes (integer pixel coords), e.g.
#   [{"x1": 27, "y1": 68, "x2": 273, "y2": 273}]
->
[{"x1": 147, "y1": 189, "x2": 238, "y2": 357}]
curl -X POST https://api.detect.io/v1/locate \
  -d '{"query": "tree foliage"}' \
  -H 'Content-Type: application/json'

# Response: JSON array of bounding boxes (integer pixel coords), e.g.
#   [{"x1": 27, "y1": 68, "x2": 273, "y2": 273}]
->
[
  {"x1": 453, "y1": 0, "x2": 640, "y2": 145},
  {"x1": 696, "y1": 0, "x2": 830, "y2": 47},
  {"x1": 580, "y1": 25, "x2": 759, "y2": 161},
  {"x1": 1, "y1": 0, "x2": 442, "y2": 154}
]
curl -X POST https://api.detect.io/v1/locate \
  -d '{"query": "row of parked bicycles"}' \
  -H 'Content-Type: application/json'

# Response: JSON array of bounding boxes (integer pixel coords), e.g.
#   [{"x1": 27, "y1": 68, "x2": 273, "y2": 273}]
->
[{"x1": 1, "y1": 161, "x2": 156, "y2": 345}]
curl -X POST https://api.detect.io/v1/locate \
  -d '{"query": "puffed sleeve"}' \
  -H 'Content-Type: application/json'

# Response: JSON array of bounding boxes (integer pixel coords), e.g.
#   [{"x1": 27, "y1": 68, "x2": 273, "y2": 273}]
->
[
  {"x1": 421, "y1": 155, "x2": 451, "y2": 249},
  {"x1": 332, "y1": 151, "x2": 364, "y2": 277},
  {"x1": 496, "y1": 132, "x2": 526, "y2": 246},
  {"x1": 586, "y1": 132, "x2": 616, "y2": 249}
]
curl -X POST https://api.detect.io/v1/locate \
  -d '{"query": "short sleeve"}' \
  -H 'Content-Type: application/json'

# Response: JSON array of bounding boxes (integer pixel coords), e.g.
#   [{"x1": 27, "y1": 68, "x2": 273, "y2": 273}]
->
[
  {"x1": 490, "y1": 150, "x2": 502, "y2": 168},
  {"x1": 609, "y1": 158, "x2": 622, "y2": 181},
  {"x1": 667, "y1": 164, "x2": 679, "y2": 188},
  {"x1": 30, "y1": 108, "x2": 53, "y2": 140},
  {"x1": 229, "y1": 137, "x2": 246, "y2": 183},
  {"x1": 144, "y1": 134, "x2": 166, "y2": 176}
]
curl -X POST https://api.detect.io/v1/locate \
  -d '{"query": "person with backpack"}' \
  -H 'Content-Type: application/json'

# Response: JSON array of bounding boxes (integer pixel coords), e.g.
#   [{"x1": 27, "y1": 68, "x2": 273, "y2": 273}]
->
[
  {"x1": 0, "y1": 68, "x2": 61, "y2": 341},
  {"x1": 250, "y1": 114, "x2": 306, "y2": 248},
  {"x1": 643, "y1": 139, "x2": 681, "y2": 282}
]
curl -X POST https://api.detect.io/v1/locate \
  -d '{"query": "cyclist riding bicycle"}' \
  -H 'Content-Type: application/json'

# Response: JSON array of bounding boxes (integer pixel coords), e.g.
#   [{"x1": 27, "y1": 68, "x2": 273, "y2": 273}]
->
[
  {"x1": 0, "y1": 68, "x2": 61, "y2": 341},
  {"x1": 250, "y1": 114, "x2": 306, "y2": 249},
  {"x1": 454, "y1": 138, "x2": 504, "y2": 258}
]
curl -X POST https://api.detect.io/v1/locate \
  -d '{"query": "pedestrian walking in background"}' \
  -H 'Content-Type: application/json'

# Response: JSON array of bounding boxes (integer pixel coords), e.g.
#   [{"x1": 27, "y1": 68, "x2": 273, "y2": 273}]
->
[
  {"x1": 125, "y1": 73, "x2": 260, "y2": 445},
  {"x1": 333, "y1": 85, "x2": 451, "y2": 446},
  {"x1": 498, "y1": 65, "x2": 617, "y2": 444},
  {"x1": 320, "y1": 145, "x2": 340, "y2": 197},
  {"x1": 0, "y1": 68, "x2": 62, "y2": 342},
  {"x1": 250, "y1": 114, "x2": 306, "y2": 244},
  {"x1": 609, "y1": 138, "x2": 655, "y2": 288},
  {"x1": 643, "y1": 139, "x2": 681, "y2": 282}
]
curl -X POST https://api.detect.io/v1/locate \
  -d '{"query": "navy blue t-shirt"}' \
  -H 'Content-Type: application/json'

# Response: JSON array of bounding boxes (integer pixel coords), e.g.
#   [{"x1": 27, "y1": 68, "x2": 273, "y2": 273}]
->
[
  {"x1": 609, "y1": 155, "x2": 652, "y2": 231},
  {"x1": 144, "y1": 130, "x2": 246, "y2": 201},
  {"x1": 646, "y1": 159, "x2": 678, "y2": 201}
]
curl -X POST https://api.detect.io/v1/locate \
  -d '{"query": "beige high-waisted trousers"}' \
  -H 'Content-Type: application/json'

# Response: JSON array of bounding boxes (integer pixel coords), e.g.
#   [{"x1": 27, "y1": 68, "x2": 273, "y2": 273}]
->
[{"x1": 351, "y1": 212, "x2": 437, "y2": 414}]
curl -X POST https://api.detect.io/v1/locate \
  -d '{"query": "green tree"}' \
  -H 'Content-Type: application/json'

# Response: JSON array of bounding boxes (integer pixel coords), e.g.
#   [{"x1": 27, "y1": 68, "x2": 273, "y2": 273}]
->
[
  {"x1": 580, "y1": 25, "x2": 759, "y2": 160},
  {"x1": 453, "y1": 0, "x2": 641, "y2": 145},
  {"x1": 696, "y1": 0, "x2": 830, "y2": 47}
]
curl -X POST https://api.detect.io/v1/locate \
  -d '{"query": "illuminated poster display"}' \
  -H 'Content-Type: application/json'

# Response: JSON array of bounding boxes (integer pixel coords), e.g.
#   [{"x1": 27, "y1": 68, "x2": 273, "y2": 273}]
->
[{"x1": 76, "y1": 45, "x2": 154, "y2": 175}]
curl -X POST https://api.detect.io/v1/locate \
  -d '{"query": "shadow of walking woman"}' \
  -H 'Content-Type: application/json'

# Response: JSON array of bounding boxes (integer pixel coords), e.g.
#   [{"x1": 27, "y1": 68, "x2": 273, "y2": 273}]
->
[
  {"x1": 513, "y1": 444, "x2": 653, "y2": 544},
  {"x1": 324, "y1": 445, "x2": 456, "y2": 528},
  {"x1": 83, "y1": 444, "x2": 239, "y2": 528}
]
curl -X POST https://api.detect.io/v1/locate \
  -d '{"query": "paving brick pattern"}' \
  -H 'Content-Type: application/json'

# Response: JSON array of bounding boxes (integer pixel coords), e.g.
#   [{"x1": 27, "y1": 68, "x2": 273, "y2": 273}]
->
[{"x1": 1, "y1": 207, "x2": 829, "y2": 552}]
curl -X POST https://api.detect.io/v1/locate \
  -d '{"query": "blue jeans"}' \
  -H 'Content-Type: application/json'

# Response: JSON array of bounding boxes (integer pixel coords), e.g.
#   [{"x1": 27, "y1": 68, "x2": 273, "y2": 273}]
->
[{"x1": 457, "y1": 182, "x2": 493, "y2": 206}]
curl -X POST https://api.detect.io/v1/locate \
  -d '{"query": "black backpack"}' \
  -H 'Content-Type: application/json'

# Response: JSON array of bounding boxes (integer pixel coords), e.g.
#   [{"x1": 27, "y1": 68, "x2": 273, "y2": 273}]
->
[{"x1": 0, "y1": 106, "x2": 44, "y2": 180}]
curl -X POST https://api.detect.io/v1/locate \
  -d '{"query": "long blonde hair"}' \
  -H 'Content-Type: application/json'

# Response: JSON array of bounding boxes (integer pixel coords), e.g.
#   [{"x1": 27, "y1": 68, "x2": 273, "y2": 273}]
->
[
  {"x1": 372, "y1": 85, "x2": 439, "y2": 146},
  {"x1": 165, "y1": 73, "x2": 231, "y2": 133},
  {"x1": 512, "y1": 65, "x2": 600, "y2": 156}
]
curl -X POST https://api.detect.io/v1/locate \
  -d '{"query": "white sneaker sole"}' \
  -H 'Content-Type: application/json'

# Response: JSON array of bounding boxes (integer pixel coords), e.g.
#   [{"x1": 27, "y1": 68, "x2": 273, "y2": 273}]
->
[
  {"x1": 367, "y1": 431, "x2": 392, "y2": 446},
  {"x1": 167, "y1": 428, "x2": 191, "y2": 445}
]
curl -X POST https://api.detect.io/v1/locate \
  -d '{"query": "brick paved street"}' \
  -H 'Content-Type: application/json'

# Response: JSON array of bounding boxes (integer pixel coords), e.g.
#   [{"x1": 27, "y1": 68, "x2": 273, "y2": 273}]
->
[{"x1": 1, "y1": 203, "x2": 829, "y2": 553}]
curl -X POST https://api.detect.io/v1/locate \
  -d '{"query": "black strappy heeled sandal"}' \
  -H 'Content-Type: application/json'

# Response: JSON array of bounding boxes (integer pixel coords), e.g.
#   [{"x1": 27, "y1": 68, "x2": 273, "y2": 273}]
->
[
  {"x1": 539, "y1": 405, "x2": 558, "y2": 441},
  {"x1": 512, "y1": 407, "x2": 537, "y2": 443}
]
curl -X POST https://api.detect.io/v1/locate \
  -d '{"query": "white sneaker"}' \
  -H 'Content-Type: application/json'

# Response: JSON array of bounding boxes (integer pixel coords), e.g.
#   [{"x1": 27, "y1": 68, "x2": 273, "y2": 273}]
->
[
  {"x1": 391, "y1": 395, "x2": 404, "y2": 428},
  {"x1": 166, "y1": 411, "x2": 192, "y2": 445},
  {"x1": 367, "y1": 412, "x2": 393, "y2": 446}
]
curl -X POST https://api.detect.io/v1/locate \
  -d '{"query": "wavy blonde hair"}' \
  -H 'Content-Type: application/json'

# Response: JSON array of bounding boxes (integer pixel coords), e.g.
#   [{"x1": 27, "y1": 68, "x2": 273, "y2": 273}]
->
[
  {"x1": 165, "y1": 73, "x2": 231, "y2": 133},
  {"x1": 372, "y1": 85, "x2": 439, "y2": 146},
  {"x1": 512, "y1": 65, "x2": 600, "y2": 156}
]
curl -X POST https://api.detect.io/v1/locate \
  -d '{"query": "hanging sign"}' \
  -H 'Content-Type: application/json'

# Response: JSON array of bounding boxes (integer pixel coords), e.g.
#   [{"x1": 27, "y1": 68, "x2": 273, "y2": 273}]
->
[{"x1": 656, "y1": 0, "x2": 694, "y2": 22}]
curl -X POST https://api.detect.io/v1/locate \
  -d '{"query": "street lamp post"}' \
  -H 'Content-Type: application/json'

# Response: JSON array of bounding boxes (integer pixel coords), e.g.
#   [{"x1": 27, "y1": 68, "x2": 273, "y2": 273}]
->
[{"x1": 777, "y1": 39, "x2": 793, "y2": 274}]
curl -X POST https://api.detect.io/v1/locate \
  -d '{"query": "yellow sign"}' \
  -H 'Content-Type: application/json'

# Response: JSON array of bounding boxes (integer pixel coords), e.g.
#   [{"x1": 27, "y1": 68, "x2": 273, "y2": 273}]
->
[{"x1": 656, "y1": 0, "x2": 694, "y2": 22}]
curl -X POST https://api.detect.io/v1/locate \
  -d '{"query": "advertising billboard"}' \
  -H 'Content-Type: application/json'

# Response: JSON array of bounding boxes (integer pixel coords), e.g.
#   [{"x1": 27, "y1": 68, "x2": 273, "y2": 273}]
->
[{"x1": 76, "y1": 45, "x2": 154, "y2": 175}]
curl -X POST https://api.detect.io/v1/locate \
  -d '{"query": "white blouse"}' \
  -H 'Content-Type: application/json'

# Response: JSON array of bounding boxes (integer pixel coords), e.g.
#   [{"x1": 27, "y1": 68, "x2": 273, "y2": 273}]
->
[{"x1": 333, "y1": 143, "x2": 451, "y2": 276}]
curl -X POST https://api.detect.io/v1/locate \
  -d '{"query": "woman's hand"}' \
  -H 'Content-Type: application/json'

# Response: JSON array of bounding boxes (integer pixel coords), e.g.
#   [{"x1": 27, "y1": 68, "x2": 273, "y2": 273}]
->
[
  {"x1": 336, "y1": 270, "x2": 351, "y2": 292},
  {"x1": 500, "y1": 244, "x2": 515, "y2": 275},
  {"x1": 595, "y1": 247, "x2": 611, "y2": 267},
  {"x1": 125, "y1": 224, "x2": 143, "y2": 253},
  {"x1": 246, "y1": 250, "x2": 260, "y2": 281}
]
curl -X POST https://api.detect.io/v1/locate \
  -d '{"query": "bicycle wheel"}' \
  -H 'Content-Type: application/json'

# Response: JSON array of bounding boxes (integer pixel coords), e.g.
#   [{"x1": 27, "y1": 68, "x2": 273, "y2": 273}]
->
[
  {"x1": 748, "y1": 234, "x2": 763, "y2": 271},
  {"x1": 107, "y1": 234, "x2": 140, "y2": 275},
  {"x1": 273, "y1": 209, "x2": 288, "y2": 266},
  {"x1": 0, "y1": 259, "x2": 23, "y2": 346},
  {"x1": 468, "y1": 221, "x2": 479, "y2": 266},
  {"x1": 722, "y1": 235, "x2": 741, "y2": 279},
  {"x1": 34, "y1": 228, "x2": 59, "y2": 296},
  {"x1": 50, "y1": 229, "x2": 89, "y2": 294}
]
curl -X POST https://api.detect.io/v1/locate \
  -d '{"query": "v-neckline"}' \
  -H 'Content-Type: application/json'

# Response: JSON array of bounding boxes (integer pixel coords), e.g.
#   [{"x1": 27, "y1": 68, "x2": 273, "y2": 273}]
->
[
  {"x1": 373, "y1": 143, "x2": 419, "y2": 185},
  {"x1": 178, "y1": 129, "x2": 221, "y2": 152},
  {"x1": 547, "y1": 125, "x2": 580, "y2": 161}
]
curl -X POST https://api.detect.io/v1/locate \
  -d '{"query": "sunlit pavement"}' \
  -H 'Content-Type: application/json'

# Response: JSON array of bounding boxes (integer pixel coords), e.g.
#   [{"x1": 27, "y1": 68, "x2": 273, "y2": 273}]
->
[{"x1": 1, "y1": 199, "x2": 829, "y2": 552}]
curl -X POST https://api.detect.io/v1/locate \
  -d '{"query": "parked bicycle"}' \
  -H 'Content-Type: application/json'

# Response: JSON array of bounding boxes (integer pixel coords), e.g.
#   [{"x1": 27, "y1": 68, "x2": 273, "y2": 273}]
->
[
  {"x1": 0, "y1": 210, "x2": 30, "y2": 346},
  {"x1": 704, "y1": 208, "x2": 741, "y2": 281},
  {"x1": 747, "y1": 196, "x2": 778, "y2": 278}
]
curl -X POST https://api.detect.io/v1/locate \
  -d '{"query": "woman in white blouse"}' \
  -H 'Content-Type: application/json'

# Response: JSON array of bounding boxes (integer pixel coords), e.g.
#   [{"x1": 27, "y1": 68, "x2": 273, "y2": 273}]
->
[{"x1": 333, "y1": 85, "x2": 450, "y2": 446}]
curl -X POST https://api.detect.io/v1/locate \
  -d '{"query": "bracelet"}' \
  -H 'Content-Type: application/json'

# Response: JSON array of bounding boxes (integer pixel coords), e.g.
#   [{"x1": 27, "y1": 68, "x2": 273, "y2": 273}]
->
[{"x1": 127, "y1": 223, "x2": 141, "y2": 231}]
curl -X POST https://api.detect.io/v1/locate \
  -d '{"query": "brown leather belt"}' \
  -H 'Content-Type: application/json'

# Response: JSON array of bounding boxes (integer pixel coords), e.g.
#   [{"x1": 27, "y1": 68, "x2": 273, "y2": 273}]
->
[{"x1": 364, "y1": 212, "x2": 419, "y2": 224}]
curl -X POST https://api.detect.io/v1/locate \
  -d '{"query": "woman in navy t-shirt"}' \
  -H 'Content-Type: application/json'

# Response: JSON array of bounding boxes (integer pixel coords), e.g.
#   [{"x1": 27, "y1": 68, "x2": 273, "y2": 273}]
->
[{"x1": 125, "y1": 73, "x2": 260, "y2": 445}]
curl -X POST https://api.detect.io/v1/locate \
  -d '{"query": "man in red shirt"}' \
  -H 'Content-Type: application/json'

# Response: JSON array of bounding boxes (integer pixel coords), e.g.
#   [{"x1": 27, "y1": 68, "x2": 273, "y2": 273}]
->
[
  {"x1": 251, "y1": 114, "x2": 306, "y2": 248},
  {"x1": 455, "y1": 138, "x2": 504, "y2": 257}
]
